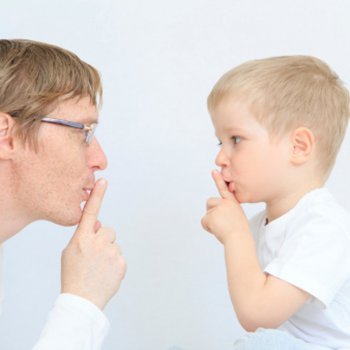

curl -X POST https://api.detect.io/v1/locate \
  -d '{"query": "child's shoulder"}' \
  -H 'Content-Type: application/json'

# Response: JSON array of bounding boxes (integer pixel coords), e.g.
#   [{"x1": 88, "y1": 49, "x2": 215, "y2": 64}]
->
[
  {"x1": 249, "y1": 187, "x2": 350, "y2": 240},
  {"x1": 294, "y1": 187, "x2": 350, "y2": 226},
  {"x1": 288, "y1": 188, "x2": 350, "y2": 242}
]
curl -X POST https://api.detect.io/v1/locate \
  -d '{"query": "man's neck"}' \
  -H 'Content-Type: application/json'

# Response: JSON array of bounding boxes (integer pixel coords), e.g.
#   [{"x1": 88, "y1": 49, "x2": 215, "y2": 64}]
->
[
  {"x1": 0, "y1": 175, "x2": 33, "y2": 243},
  {"x1": 0, "y1": 203, "x2": 32, "y2": 243}
]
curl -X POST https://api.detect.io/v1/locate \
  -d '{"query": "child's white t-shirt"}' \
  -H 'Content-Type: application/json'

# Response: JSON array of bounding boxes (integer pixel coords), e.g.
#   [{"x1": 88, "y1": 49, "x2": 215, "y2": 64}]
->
[{"x1": 249, "y1": 188, "x2": 350, "y2": 349}]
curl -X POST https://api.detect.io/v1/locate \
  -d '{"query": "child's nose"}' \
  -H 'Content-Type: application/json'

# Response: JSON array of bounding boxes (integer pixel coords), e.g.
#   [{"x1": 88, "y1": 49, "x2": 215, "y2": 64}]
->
[{"x1": 215, "y1": 147, "x2": 229, "y2": 168}]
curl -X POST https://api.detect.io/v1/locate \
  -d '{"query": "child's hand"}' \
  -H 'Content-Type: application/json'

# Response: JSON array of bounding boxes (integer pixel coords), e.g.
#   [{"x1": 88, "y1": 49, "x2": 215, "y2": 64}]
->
[{"x1": 201, "y1": 170, "x2": 250, "y2": 245}]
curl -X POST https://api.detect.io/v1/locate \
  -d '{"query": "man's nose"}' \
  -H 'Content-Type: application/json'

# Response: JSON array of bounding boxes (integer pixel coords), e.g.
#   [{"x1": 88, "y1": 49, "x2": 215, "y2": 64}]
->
[{"x1": 88, "y1": 138, "x2": 108, "y2": 171}]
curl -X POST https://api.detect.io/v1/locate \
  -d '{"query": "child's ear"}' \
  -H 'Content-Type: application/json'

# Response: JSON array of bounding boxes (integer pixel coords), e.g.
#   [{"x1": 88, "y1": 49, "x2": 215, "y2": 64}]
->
[
  {"x1": 0, "y1": 112, "x2": 16, "y2": 159},
  {"x1": 290, "y1": 127, "x2": 315, "y2": 165}
]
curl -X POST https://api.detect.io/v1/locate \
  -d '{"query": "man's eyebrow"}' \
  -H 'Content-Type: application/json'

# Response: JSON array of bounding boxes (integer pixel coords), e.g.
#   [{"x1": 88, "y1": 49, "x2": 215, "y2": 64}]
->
[{"x1": 82, "y1": 118, "x2": 99, "y2": 124}]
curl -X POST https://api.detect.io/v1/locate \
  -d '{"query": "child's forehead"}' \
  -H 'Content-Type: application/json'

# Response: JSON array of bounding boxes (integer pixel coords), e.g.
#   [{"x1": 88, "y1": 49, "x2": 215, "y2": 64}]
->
[
  {"x1": 210, "y1": 98, "x2": 274, "y2": 138},
  {"x1": 211, "y1": 98, "x2": 256, "y2": 124}
]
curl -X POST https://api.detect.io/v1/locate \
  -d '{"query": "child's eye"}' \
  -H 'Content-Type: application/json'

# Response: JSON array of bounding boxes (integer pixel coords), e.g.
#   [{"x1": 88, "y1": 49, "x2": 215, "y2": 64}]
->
[
  {"x1": 232, "y1": 136, "x2": 241, "y2": 144},
  {"x1": 217, "y1": 140, "x2": 222, "y2": 147}
]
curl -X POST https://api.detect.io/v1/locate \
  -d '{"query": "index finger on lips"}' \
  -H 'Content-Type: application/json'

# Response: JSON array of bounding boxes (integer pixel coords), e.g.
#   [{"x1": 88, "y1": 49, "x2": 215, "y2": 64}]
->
[
  {"x1": 211, "y1": 170, "x2": 235, "y2": 200},
  {"x1": 78, "y1": 178, "x2": 108, "y2": 232}
]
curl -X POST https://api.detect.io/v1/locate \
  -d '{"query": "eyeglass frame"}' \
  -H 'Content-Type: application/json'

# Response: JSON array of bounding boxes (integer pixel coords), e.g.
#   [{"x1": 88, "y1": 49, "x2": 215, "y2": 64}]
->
[
  {"x1": 10, "y1": 114, "x2": 98, "y2": 145},
  {"x1": 40, "y1": 117, "x2": 98, "y2": 144}
]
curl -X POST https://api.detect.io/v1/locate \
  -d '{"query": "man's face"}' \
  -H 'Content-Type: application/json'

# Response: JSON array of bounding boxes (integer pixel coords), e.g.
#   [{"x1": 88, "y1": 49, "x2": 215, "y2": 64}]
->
[
  {"x1": 11, "y1": 96, "x2": 108, "y2": 226},
  {"x1": 211, "y1": 99, "x2": 291, "y2": 204}
]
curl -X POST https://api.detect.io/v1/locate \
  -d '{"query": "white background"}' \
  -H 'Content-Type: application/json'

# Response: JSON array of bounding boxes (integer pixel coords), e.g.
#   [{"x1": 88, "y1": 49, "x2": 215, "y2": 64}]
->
[{"x1": 1, "y1": 1, "x2": 350, "y2": 349}]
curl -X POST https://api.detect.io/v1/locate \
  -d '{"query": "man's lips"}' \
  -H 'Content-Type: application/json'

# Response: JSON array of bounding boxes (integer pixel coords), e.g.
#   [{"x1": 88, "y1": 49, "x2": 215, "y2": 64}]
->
[{"x1": 82, "y1": 187, "x2": 93, "y2": 201}]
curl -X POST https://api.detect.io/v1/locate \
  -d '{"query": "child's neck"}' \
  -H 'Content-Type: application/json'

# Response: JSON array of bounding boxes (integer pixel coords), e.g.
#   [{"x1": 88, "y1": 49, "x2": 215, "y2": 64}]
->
[{"x1": 265, "y1": 180, "x2": 324, "y2": 223}]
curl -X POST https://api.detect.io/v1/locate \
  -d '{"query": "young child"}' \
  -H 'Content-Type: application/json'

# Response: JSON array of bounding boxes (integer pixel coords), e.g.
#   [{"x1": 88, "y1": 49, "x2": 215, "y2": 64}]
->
[{"x1": 201, "y1": 56, "x2": 350, "y2": 349}]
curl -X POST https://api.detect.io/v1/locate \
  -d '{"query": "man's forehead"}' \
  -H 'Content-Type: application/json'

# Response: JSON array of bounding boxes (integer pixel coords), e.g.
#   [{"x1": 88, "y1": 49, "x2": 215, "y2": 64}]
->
[{"x1": 49, "y1": 96, "x2": 99, "y2": 123}]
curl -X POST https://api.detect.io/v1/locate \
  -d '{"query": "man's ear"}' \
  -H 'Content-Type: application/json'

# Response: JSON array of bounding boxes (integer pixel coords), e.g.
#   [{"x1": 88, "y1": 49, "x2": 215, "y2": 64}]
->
[
  {"x1": 0, "y1": 112, "x2": 16, "y2": 159},
  {"x1": 290, "y1": 127, "x2": 315, "y2": 165}
]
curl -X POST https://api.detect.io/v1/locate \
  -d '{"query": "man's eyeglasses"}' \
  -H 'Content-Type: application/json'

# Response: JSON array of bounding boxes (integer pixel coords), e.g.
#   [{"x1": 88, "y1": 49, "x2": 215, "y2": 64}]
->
[
  {"x1": 10, "y1": 115, "x2": 97, "y2": 144},
  {"x1": 40, "y1": 117, "x2": 97, "y2": 144}
]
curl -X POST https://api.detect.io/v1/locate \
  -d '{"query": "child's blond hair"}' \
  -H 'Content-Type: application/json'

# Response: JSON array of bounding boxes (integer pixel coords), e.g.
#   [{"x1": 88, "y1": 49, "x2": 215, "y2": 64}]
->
[{"x1": 208, "y1": 56, "x2": 350, "y2": 180}]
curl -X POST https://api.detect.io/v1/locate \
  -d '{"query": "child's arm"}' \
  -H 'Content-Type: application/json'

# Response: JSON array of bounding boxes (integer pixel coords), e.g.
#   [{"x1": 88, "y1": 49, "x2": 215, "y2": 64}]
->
[{"x1": 201, "y1": 171, "x2": 310, "y2": 331}]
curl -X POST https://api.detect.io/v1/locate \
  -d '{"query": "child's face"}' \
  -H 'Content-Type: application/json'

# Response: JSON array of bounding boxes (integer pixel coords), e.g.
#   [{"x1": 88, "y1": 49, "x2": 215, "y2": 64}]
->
[{"x1": 211, "y1": 99, "x2": 291, "y2": 204}]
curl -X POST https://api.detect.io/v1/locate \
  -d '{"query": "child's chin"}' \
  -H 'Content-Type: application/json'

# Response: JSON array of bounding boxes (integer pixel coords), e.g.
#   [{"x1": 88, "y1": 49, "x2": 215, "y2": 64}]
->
[{"x1": 235, "y1": 192, "x2": 256, "y2": 204}]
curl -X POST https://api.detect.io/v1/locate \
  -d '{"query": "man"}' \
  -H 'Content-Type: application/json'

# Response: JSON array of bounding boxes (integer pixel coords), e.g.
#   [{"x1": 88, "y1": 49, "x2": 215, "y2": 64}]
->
[{"x1": 0, "y1": 39, "x2": 126, "y2": 349}]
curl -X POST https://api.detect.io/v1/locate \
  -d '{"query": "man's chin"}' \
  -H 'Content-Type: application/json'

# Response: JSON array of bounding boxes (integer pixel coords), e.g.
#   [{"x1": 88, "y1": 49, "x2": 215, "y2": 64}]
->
[
  {"x1": 46, "y1": 210, "x2": 82, "y2": 227},
  {"x1": 50, "y1": 218, "x2": 80, "y2": 227}
]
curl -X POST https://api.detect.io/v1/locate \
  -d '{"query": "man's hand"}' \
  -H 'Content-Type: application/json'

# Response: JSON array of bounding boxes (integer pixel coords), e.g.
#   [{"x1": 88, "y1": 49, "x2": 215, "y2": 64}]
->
[
  {"x1": 61, "y1": 179, "x2": 126, "y2": 309},
  {"x1": 201, "y1": 170, "x2": 250, "y2": 244}
]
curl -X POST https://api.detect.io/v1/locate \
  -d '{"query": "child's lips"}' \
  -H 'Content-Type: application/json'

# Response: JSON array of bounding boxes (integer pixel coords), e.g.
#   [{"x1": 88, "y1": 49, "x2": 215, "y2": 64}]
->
[
  {"x1": 227, "y1": 181, "x2": 236, "y2": 193},
  {"x1": 222, "y1": 174, "x2": 236, "y2": 193}
]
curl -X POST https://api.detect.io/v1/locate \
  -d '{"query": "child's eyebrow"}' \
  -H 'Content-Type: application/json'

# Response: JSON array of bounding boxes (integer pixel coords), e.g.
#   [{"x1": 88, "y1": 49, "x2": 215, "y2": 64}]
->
[{"x1": 223, "y1": 125, "x2": 247, "y2": 134}]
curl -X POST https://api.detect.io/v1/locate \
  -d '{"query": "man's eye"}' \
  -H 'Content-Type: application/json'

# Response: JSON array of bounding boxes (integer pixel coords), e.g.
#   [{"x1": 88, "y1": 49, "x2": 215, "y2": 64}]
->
[{"x1": 232, "y1": 136, "x2": 241, "y2": 144}]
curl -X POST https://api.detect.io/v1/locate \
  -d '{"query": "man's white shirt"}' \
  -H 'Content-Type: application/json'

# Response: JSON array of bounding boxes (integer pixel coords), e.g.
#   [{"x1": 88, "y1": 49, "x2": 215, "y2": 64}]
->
[{"x1": 0, "y1": 246, "x2": 110, "y2": 350}]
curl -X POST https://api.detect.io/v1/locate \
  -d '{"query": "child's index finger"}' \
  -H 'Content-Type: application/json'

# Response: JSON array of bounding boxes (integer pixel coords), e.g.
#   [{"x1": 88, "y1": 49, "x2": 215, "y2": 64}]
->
[
  {"x1": 78, "y1": 178, "x2": 108, "y2": 233},
  {"x1": 211, "y1": 170, "x2": 235, "y2": 200}
]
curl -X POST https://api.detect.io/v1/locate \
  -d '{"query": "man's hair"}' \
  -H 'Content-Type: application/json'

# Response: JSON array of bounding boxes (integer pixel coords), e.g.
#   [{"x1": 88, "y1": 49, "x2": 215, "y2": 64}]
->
[
  {"x1": 208, "y1": 55, "x2": 350, "y2": 179},
  {"x1": 0, "y1": 39, "x2": 102, "y2": 147}
]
